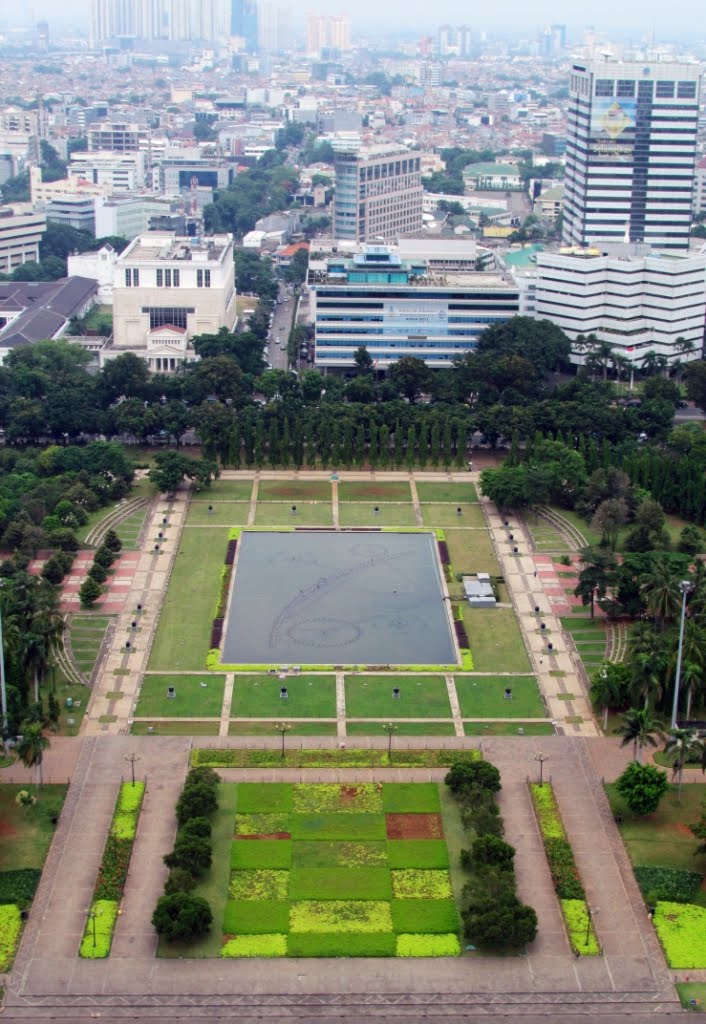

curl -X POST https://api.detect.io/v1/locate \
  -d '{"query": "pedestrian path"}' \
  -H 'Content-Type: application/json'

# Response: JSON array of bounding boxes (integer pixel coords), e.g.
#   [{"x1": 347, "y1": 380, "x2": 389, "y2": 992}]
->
[
  {"x1": 219, "y1": 673, "x2": 235, "y2": 737},
  {"x1": 445, "y1": 674, "x2": 464, "y2": 736}
]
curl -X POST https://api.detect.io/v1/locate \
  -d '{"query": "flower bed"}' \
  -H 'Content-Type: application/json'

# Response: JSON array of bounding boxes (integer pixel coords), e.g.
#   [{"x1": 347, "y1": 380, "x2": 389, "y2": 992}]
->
[
  {"x1": 529, "y1": 783, "x2": 599, "y2": 955},
  {"x1": 192, "y1": 748, "x2": 480, "y2": 769},
  {"x1": 79, "y1": 782, "x2": 145, "y2": 958},
  {"x1": 0, "y1": 904, "x2": 21, "y2": 971},
  {"x1": 396, "y1": 933, "x2": 461, "y2": 957},
  {"x1": 654, "y1": 902, "x2": 706, "y2": 968}
]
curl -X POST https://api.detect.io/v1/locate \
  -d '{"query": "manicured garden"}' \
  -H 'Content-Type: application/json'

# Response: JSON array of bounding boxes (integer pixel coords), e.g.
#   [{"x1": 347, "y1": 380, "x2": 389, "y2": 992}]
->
[
  {"x1": 337, "y1": 503, "x2": 418, "y2": 527},
  {"x1": 415, "y1": 482, "x2": 478, "y2": 503},
  {"x1": 254, "y1": 502, "x2": 333, "y2": 526},
  {"x1": 68, "y1": 614, "x2": 113, "y2": 678},
  {"x1": 344, "y1": 675, "x2": 451, "y2": 718},
  {"x1": 230, "y1": 675, "x2": 336, "y2": 719},
  {"x1": 338, "y1": 481, "x2": 412, "y2": 502},
  {"x1": 421, "y1": 504, "x2": 485, "y2": 528},
  {"x1": 454, "y1": 675, "x2": 544, "y2": 719},
  {"x1": 462, "y1": 607, "x2": 531, "y2": 673},
  {"x1": 134, "y1": 674, "x2": 226, "y2": 718},
  {"x1": 191, "y1": 748, "x2": 481, "y2": 769}
]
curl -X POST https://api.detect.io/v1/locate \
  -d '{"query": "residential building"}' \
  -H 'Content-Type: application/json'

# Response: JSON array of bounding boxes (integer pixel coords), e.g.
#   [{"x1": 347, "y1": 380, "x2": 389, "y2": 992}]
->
[
  {"x1": 535, "y1": 247, "x2": 706, "y2": 365},
  {"x1": 333, "y1": 143, "x2": 423, "y2": 243},
  {"x1": 562, "y1": 60, "x2": 701, "y2": 251},
  {"x1": 533, "y1": 184, "x2": 564, "y2": 220},
  {"x1": 305, "y1": 13, "x2": 351, "y2": 55},
  {"x1": 308, "y1": 242, "x2": 519, "y2": 370},
  {"x1": 87, "y1": 122, "x2": 150, "y2": 154},
  {"x1": 230, "y1": 0, "x2": 258, "y2": 50},
  {"x1": 110, "y1": 231, "x2": 236, "y2": 372},
  {"x1": 0, "y1": 204, "x2": 47, "y2": 275}
]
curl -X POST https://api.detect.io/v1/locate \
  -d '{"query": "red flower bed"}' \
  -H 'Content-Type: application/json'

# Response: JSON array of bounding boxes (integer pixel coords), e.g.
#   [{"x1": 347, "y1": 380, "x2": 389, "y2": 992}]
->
[{"x1": 385, "y1": 813, "x2": 444, "y2": 840}]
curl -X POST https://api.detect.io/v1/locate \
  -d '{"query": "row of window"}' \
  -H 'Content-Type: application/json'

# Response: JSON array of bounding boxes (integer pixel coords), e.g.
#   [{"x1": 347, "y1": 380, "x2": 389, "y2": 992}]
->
[
  {"x1": 594, "y1": 78, "x2": 697, "y2": 99},
  {"x1": 124, "y1": 268, "x2": 212, "y2": 288}
]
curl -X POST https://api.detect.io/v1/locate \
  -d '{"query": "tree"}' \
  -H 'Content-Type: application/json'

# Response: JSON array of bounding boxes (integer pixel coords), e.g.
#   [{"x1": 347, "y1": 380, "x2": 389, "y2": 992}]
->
[
  {"x1": 16, "y1": 722, "x2": 49, "y2": 785},
  {"x1": 677, "y1": 525, "x2": 702, "y2": 557},
  {"x1": 470, "y1": 835, "x2": 516, "y2": 869},
  {"x1": 590, "y1": 662, "x2": 631, "y2": 725},
  {"x1": 175, "y1": 782, "x2": 218, "y2": 824},
  {"x1": 103, "y1": 530, "x2": 122, "y2": 554},
  {"x1": 462, "y1": 894, "x2": 537, "y2": 948},
  {"x1": 476, "y1": 317, "x2": 571, "y2": 374},
  {"x1": 663, "y1": 728, "x2": 705, "y2": 801},
  {"x1": 639, "y1": 556, "x2": 682, "y2": 630},
  {"x1": 591, "y1": 498, "x2": 629, "y2": 550},
  {"x1": 149, "y1": 451, "x2": 191, "y2": 496},
  {"x1": 615, "y1": 708, "x2": 666, "y2": 762},
  {"x1": 445, "y1": 760, "x2": 501, "y2": 795},
  {"x1": 616, "y1": 760, "x2": 668, "y2": 816},
  {"x1": 152, "y1": 893, "x2": 213, "y2": 942},
  {"x1": 79, "y1": 576, "x2": 102, "y2": 608},
  {"x1": 163, "y1": 834, "x2": 212, "y2": 876},
  {"x1": 387, "y1": 357, "x2": 431, "y2": 403},
  {"x1": 353, "y1": 346, "x2": 374, "y2": 375},
  {"x1": 575, "y1": 547, "x2": 616, "y2": 619}
]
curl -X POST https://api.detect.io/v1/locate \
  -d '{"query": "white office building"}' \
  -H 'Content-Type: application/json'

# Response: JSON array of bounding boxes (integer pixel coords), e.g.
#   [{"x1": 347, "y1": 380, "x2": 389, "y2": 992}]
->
[
  {"x1": 69, "y1": 151, "x2": 146, "y2": 192},
  {"x1": 535, "y1": 247, "x2": 706, "y2": 365},
  {"x1": 0, "y1": 204, "x2": 47, "y2": 274},
  {"x1": 109, "y1": 231, "x2": 236, "y2": 372},
  {"x1": 563, "y1": 60, "x2": 701, "y2": 251}
]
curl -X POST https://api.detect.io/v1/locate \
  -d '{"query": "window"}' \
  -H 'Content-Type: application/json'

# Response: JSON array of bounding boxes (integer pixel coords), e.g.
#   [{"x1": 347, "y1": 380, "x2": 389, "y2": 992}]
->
[
  {"x1": 172, "y1": 269, "x2": 179, "y2": 287},
  {"x1": 595, "y1": 79, "x2": 614, "y2": 96},
  {"x1": 677, "y1": 81, "x2": 697, "y2": 99},
  {"x1": 196, "y1": 268, "x2": 211, "y2": 287},
  {"x1": 142, "y1": 306, "x2": 194, "y2": 330},
  {"x1": 124, "y1": 268, "x2": 132, "y2": 287},
  {"x1": 156, "y1": 268, "x2": 163, "y2": 287},
  {"x1": 656, "y1": 80, "x2": 675, "y2": 98},
  {"x1": 617, "y1": 79, "x2": 635, "y2": 97},
  {"x1": 164, "y1": 269, "x2": 172, "y2": 287},
  {"x1": 133, "y1": 269, "x2": 139, "y2": 287}
]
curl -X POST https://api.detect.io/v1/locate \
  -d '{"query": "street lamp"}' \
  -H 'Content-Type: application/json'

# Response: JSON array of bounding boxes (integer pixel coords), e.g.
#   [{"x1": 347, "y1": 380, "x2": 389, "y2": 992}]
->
[
  {"x1": 383, "y1": 722, "x2": 397, "y2": 760},
  {"x1": 585, "y1": 905, "x2": 598, "y2": 948},
  {"x1": 86, "y1": 906, "x2": 101, "y2": 948},
  {"x1": 534, "y1": 752, "x2": 548, "y2": 786},
  {"x1": 124, "y1": 753, "x2": 141, "y2": 786},
  {"x1": 276, "y1": 722, "x2": 291, "y2": 759},
  {"x1": 670, "y1": 580, "x2": 692, "y2": 730}
]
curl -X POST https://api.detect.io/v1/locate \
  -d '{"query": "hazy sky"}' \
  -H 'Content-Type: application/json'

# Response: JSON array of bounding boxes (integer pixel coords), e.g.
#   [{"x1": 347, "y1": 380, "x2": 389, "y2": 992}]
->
[{"x1": 12, "y1": 0, "x2": 705, "y2": 39}]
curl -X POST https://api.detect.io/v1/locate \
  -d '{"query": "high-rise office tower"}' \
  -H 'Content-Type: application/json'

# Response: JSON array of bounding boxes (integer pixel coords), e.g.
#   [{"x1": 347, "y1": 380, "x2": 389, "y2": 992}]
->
[
  {"x1": 333, "y1": 143, "x2": 422, "y2": 243},
  {"x1": 231, "y1": 0, "x2": 258, "y2": 50},
  {"x1": 562, "y1": 59, "x2": 701, "y2": 251}
]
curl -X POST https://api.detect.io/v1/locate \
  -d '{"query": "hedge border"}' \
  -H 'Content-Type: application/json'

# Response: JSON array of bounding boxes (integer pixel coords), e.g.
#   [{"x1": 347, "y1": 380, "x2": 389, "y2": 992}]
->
[{"x1": 191, "y1": 748, "x2": 481, "y2": 769}]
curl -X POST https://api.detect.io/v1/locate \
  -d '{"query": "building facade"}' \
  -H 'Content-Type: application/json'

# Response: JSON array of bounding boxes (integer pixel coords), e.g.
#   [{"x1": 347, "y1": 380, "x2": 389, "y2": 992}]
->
[
  {"x1": 69, "y1": 151, "x2": 146, "y2": 192},
  {"x1": 0, "y1": 204, "x2": 47, "y2": 275},
  {"x1": 308, "y1": 243, "x2": 519, "y2": 370},
  {"x1": 110, "y1": 232, "x2": 236, "y2": 372},
  {"x1": 562, "y1": 59, "x2": 701, "y2": 251},
  {"x1": 535, "y1": 247, "x2": 706, "y2": 365},
  {"x1": 333, "y1": 143, "x2": 423, "y2": 243},
  {"x1": 694, "y1": 156, "x2": 706, "y2": 217}
]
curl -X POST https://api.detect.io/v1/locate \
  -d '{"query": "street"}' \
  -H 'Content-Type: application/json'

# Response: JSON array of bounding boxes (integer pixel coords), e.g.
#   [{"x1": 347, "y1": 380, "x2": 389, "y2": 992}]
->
[{"x1": 265, "y1": 284, "x2": 295, "y2": 371}]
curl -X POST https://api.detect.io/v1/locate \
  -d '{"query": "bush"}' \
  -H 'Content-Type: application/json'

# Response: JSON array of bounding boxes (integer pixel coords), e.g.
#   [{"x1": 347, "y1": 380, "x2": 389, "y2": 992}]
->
[
  {"x1": 104, "y1": 529, "x2": 122, "y2": 553},
  {"x1": 654, "y1": 902, "x2": 706, "y2": 968},
  {"x1": 175, "y1": 782, "x2": 218, "y2": 825},
  {"x1": 94, "y1": 545, "x2": 115, "y2": 568},
  {"x1": 88, "y1": 562, "x2": 108, "y2": 584},
  {"x1": 94, "y1": 834, "x2": 134, "y2": 901},
  {"x1": 616, "y1": 761, "x2": 669, "y2": 816},
  {"x1": 178, "y1": 816, "x2": 212, "y2": 841},
  {"x1": 634, "y1": 866, "x2": 703, "y2": 905},
  {"x1": 471, "y1": 835, "x2": 516, "y2": 869},
  {"x1": 544, "y1": 837, "x2": 584, "y2": 899},
  {"x1": 562, "y1": 899, "x2": 600, "y2": 955},
  {"x1": 0, "y1": 904, "x2": 21, "y2": 971},
  {"x1": 0, "y1": 868, "x2": 41, "y2": 909},
  {"x1": 164, "y1": 867, "x2": 196, "y2": 895},
  {"x1": 462, "y1": 894, "x2": 537, "y2": 949},
  {"x1": 163, "y1": 834, "x2": 212, "y2": 877},
  {"x1": 41, "y1": 556, "x2": 66, "y2": 585},
  {"x1": 79, "y1": 575, "x2": 102, "y2": 608},
  {"x1": 55, "y1": 549, "x2": 75, "y2": 573},
  {"x1": 152, "y1": 892, "x2": 213, "y2": 942},
  {"x1": 185, "y1": 766, "x2": 220, "y2": 791},
  {"x1": 445, "y1": 760, "x2": 501, "y2": 795}
]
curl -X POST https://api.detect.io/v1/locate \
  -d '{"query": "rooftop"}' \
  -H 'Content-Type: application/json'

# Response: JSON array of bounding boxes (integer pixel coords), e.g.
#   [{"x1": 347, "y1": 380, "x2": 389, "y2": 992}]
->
[{"x1": 119, "y1": 231, "x2": 232, "y2": 264}]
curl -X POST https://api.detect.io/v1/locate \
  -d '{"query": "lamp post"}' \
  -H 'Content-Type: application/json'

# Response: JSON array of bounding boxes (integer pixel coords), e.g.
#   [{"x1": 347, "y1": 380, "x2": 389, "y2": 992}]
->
[
  {"x1": 125, "y1": 753, "x2": 141, "y2": 786},
  {"x1": 534, "y1": 752, "x2": 548, "y2": 787},
  {"x1": 383, "y1": 722, "x2": 397, "y2": 760},
  {"x1": 276, "y1": 722, "x2": 291, "y2": 759},
  {"x1": 585, "y1": 905, "x2": 598, "y2": 948},
  {"x1": 670, "y1": 580, "x2": 692, "y2": 730},
  {"x1": 86, "y1": 906, "x2": 100, "y2": 948}
]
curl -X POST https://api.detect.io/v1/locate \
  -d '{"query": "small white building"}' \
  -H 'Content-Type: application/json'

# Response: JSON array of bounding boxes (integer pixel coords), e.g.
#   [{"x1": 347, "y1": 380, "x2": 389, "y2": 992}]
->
[
  {"x1": 67, "y1": 244, "x2": 119, "y2": 305},
  {"x1": 463, "y1": 574, "x2": 496, "y2": 608}
]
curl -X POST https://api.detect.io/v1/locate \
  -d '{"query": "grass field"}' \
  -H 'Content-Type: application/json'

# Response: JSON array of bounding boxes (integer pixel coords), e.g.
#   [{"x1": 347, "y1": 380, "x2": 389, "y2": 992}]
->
[
  {"x1": 337, "y1": 503, "x2": 418, "y2": 527},
  {"x1": 254, "y1": 502, "x2": 333, "y2": 526},
  {"x1": 130, "y1": 720, "x2": 220, "y2": 735},
  {"x1": 345, "y1": 676, "x2": 451, "y2": 718},
  {"x1": 159, "y1": 782, "x2": 460, "y2": 959},
  {"x1": 462, "y1": 606, "x2": 531, "y2": 673},
  {"x1": 191, "y1": 480, "x2": 253, "y2": 500},
  {"x1": 258, "y1": 480, "x2": 332, "y2": 501},
  {"x1": 347, "y1": 722, "x2": 457, "y2": 736},
  {"x1": 134, "y1": 674, "x2": 226, "y2": 717},
  {"x1": 416, "y1": 482, "x2": 478, "y2": 503},
  {"x1": 229, "y1": 721, "x2": 338, "y2": 736},
  {"x1": 231, "y1": 675, "x2": 337, "y2": 719},
  {"x1": 454, "y1": 675, "x2": 545, "y2": 718},
  {"x1": 677, "y1": 983, "x2": 706, "y2": 1010},
  {"x1": 68, "y1": 615, "x2": 112, "y2": 678},
  {"x1": 338, "y1": 482, "x2": 412, "y2": 502},
  {"x1": 149, "y1": 528, "x2": 228, "y2": 671},
  {"x1": 421, "y1": 504, "x2": 485, "y2": 527},
  {"x1": 186, "y1": 502, "x2": 250, "y2": 526},
  {"x1": 463, "y1": 721, "x2": 554, "y2": 736},
  {"x1": 0, "y1": 785, "x2": 67, "y2": 872},
  {"x1": 444, "y1": 528, "x2": 500, "y2": 575}
]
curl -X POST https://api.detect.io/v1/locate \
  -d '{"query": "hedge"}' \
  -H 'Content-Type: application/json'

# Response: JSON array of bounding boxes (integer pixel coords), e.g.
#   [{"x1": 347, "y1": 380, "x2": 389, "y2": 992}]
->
[
  {"x1": 633, "y1": 866, "x2": 703, "y2": 905},
  {"x1": 654, "y1": 902, "x2": 706, "y2": 969},
  {"x1": 0, "y1": 868, "x2": 41, "y2": 908},
  {"x1": 192, "y1": 748, "x2": 480, "y2": 769},
  {"x1": 286, "y1": 932, "x2": 397, "y2": 957},
  {"x1": 0, "y1": 904, "x2": 22, "y2": 971},
  {"x1": 529, "y1": 783, "x2": 599, "y2": 955},
  {"x1": 80, "y1": 782, "x2": 145, "y2": 957}
]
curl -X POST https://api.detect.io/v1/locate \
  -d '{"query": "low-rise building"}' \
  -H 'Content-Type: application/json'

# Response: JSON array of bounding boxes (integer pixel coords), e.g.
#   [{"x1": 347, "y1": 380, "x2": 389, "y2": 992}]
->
[
  {"x1": 69, "y1": 150, "x2": 146, "y2": 192},
  {"x1": 308, "y1": 241, "x2": 519, "y2": 370},
  {"x1": 67, "y1": 244, "x2": 120, "y2": 304},
  {"x1": 0, "y1": 204, "x2": 47, "y2": 275},
  {"x1": 109, "y1": 231, "x2": 236, "y2": 372},
  {"x1": 0, "y1": 277, "x2": 97, "y2": 364},
  {"x1": 463, "y1": 163, "x2": 523, "y2": 192}
]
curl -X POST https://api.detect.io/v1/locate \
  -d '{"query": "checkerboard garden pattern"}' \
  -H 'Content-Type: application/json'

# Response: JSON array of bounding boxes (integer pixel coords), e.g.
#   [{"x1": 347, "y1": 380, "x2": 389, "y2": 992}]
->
[{"x1": 223, "y1": 782, "x2": 461, "y2": 958}]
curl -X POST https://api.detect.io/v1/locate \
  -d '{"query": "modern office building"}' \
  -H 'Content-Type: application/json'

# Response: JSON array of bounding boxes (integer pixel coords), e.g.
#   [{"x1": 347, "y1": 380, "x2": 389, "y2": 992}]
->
[
  {"x1": 0, "y1": 205, "x2": 47, "y2": 275},
  {"x1": 230, "y1": 0, "x2": 258, "y2": 49},
  {"x1": 332, "y1": 143, "x2": 423, "y2": 243},
  {"x1": 110, "y1": 232, "x2": 236, "y2": 372},
  {"x1": 562, "y1": 60, "x2": 701, "y2": 251},
  {"x1": 69, "y1": 151, "x2": 146, "y2": 192},
  {"x1": 87, "y1": 122, "x2": 151, "y2": 154},
  {"x1": 694, "y1": 156, "x2": 706, "y2": 217},
  {"x1": 308, "y1": 241, "x2": 519, "y2": 370},
  {"x1": 535, "y1": 247, "x2": 706, "y2": 365}
]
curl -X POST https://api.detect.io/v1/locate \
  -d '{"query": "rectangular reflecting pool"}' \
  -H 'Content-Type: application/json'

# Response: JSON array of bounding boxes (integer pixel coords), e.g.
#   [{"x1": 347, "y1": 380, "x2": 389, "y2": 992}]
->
[{"x1": 222, "y1": 531, "x2": 457, "y2": 666}]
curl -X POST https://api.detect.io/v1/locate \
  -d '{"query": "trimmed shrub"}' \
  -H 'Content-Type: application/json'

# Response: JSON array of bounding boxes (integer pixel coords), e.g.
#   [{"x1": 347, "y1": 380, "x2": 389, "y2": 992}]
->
[
  {"x1": 616, "y1": 761, "x2": 669, "y2": 816},
  {"x1": 462, "y1": 894, "x2": 537, "y2": 949},
  {"x1": 0, "y1": 868, "x2": 41, "y2": 909},
  {"x1": 94, "y1": 545, "x2": 115, "y2": 569},
  {"x1": 164, "y1": 868, "x2": 196, "y2": 895},
  {"x1": 152, "y1": 893, "x2": 213, "y2": 942},
  {"x1": 163, "y1": 834, "x2": 212, "y2": 877},
  {"x1": 88, "y1": 563, "x2": 108, "y2": 584},
  {"x1": 445, "y1": 761, "x2": 501, "y2": 795},
  {"x1": 470, "y1": 835, "x2": 516, "y2": 869},
  {"x1": 94, "y1": 834, "x2": 134, "y2": 900},
  {"x1": 178, "y1": 816, "x2": 212, "y2": 841},
  {"x1": 0, "y1": 904, "x2": 21, "y2": 971},
  {"x1": 634, "y1": 866, "x2": 703, "y2": 906},
  {"x1": 79, "y1": 576, "x2": 102, "y2": 608},
  {"x1": 104, "y1": 529, "x2": 122, "y2": 553},
  {"x1": 41, "y1": 556, "x2": 66, "y2": 585},
  {"x1": 79, "y1": 899, "x2": 119, "y2": 959},
  {"x1": 175, "y1": 783, "x2": 218, "y2": 825},
  {"x1": 544, "y1": 837, "x2": 585, "y2": 900}
]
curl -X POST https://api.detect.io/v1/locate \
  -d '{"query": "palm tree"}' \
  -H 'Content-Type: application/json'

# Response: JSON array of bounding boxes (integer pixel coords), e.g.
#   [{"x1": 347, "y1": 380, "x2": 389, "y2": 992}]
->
[
  {"x1": 16, "y1": 722, "x2": 49, "y2": 786},
  {"x1": 630, "y1": 652, "x2": 666, "y2": 710},
  {"x1": 590, "y1": 662, "x2": 630, "y2": 730},
  {"x1": 663, "y1": 728, "x2": 705, "y2": 802},
  {"x1": 640, "y1": 558, "x2": 683, "y2": 630},
  {"x1": 615, "y1": 707, "x2": 666, "y2": 762}
]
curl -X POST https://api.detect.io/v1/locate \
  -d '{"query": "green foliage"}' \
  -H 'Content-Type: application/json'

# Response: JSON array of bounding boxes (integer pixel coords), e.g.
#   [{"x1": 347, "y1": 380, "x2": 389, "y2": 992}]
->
[
  {"x1": 633, "y1": 866, "x2": 703, "y2": 905},
  {"x1": 192, "y1": 748, "x2": 480, "y2": 769},
  {"x1": 529, "y1": 783, "x2": 565, "y2": 838},
  {"x1": 223, "y1": 899, "x2": 289, "y2": 934},
  {"x1": 94, "y1": 834, "x2": 134, "y2": 900},
  {"x1": 391, "y1": 869, "x2": 453, "y2": 900},
  {"x1": 444, "y1": 760, "x2": 501, "y2": 795},
  {"x1": 230, "y1": 839, "x2": 292, "y2": 870},
  {"x1": 178, "y1": 816, "x2": 212, "y2": 842},
  {"x1": 0, "y1": 904, "x2": 22, "y2": 970},
  {"x1": 470, "y1": 835, "x2": 516, "y2": 869},
  {"x1": 0, "y1": 868, "x2": 41, "y2": 908},
  {"x1": 175, "y1": 782, "x2": 218, "y2": 825},
  {"x1": 163, "y1": 867, "x2": 196, "y2": 895},
  {"x1": 529, "y1": 784, "x2": 584, "y2": 898},
  {"x1": 391, "y1": 899, "x2": 459, "y2": 934},
  {"x1": 396, "y1": 932, "x2": 461, "y2": 956},
  {"x1": 462, "y1": 894, "x2": 537, "y2": 949},
  {"x1": 220, "y1": 933, "x2": 287, "y2": 957},
  {"x1": 654, "y1": 902, "x2": 706, "y2": 968},
  {"x1": 386, "y1": 840, "x2": 449, "y2": 869},
  {"x1": 289, "y1": 900, "x2": 392, "y2": 933},
  {"x1": 292, "y1": 783, "x2": 383, "y2": 814},
  {"x1": 79, "y1": 576, "x2": 102, "y2": 608},
  {"x1": 111, "y1": 782, "x2": 144, "y2": 839},
  {"x1": 616, "y1": 761, "x2": 669, "y2": 816},
  {"x1": 152, "y1": 892, "x2": 213, "y2": 942},
  {"x1": 561, "y1": 899, "x2": 600, "y2": 955},
  {"x1": 229, "y1": 870, "x2": 289, "y2": 901},
  {"x1": 163, "y1": 834, "x2": 212, "y2": 877},
  {"x1": 287, "y1": 932, "x2": 397, "y2": 957},
  {"x1": 79, "y1": 900, "x2": 118, "y2": 959}
]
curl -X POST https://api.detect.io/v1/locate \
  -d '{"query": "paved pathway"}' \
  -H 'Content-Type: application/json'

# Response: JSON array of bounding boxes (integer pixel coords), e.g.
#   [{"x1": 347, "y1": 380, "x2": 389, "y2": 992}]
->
[
  {"x1": 219, "y1": 673, "x2": 235, "y2": 737},
  {"x1": 444, "y1": 674, "x2": 464, "y2": 737}
]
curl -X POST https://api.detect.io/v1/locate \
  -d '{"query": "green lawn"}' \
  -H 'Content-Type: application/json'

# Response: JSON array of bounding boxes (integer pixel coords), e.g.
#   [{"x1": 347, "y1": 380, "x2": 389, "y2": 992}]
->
[
  {"x1": 186, "y1": 502, "x2": 250, "y2": 526},
  {"x1": 454, "y1": 675, "x2": 545, "y2": 718},
  {"x1": 445, "y1": 529, "x2": 500, "y2": 575},
  {"x1": 462, "y1": 606, "x2": 531, "y2": 673},
  {"x1": 421, "y1": 505, "x2": 484, "y2": 527},
  {"x1": 677, "y1": 983, "x2": 706, "y2": 1010},
  {"x1": 149, "y1": 528, "x2": 228, "y2": 671},
  {"x1": 229, "y1": 721, "x2": 338, "y2": 735},
  {"x1": 606, "y1": 782, "x2": 706, "y2": 892},
  {"x1": 68, "y1": 615, "x2": 112, "y2": 678},
  {"x1": 258, "y1": 480, "x2": 332, "y2": 501},
  {"x1": 346, "y1": 721, "x2": 456, "y2": 736},
  {"x1": 0, "y1": 785, "x2": 67, "y2": 871},
  {"x1": 230, "y1": 675, "x2": 337, "y2": 718},
  {"x1": 463, "y1": 722, "x2": 555, "y2": 736},
  {"x1": 416, "y1": 482, "x2": 478, "y2": 503},
  {"x1": 337, "y1": 503, "x2": 417, "y2": 527},
  {"x1": 254, "y1": 502, "x2": 333, "y2": 526},
  {"x1": 338, "y1": 481, "x2": 412, "y2": 502},
  {"x1": 191, "y1": 480, "x2": 253, "y2": 500},
  {"x1": 134, "y1": 674, "x2": 226, "y2": 717},
  {"x1": 40, "y1": 675, "x2": 89, "y2": 736},
  {"x1": 113, "y1": 508, "x2": 147, "y2": 549},
  {"x1": 130, "y1": 720, "x2": 220, "y2": 735},
  {"x1": 345, "y1": 675, "x2": 451, "y2": 718}
]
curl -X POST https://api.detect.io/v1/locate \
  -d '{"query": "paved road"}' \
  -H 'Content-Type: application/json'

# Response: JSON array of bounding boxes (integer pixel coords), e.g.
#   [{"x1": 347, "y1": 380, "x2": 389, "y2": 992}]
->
[{"x1": 266, "y1": 285, "x2": 295, "y2": 371}]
